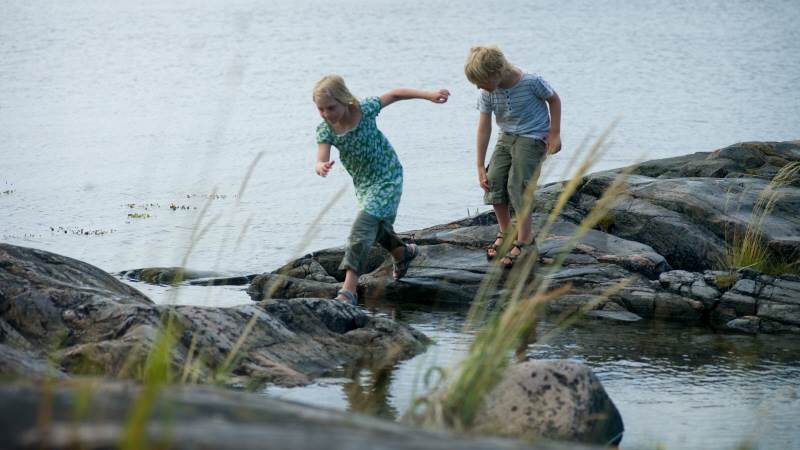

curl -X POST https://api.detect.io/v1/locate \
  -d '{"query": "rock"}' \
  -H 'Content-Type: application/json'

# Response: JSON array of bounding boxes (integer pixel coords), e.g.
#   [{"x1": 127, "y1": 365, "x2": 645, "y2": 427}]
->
[
  {"x1": 247, "y1": 273, "x2": 340, "y2": 302},
  {"x1": 536, "y1": 141, "x2": 800, "y2": 272},
  {"x1": 188, "y1": 275, "x2": 257, "y2": 286},
  {"x1": 653, "y1": 293, "x2": 704, "y2": 321},
  {"x1": 0, "y1": 379, "x2": 601, "y2": 450},
  {"x1": 119, "y1": 267, "x2": 228, "y2": 284},
  {"x1": 0, "y1": 244, "x2": 429, "y2": 385},
  {"x1": 725, "y1": 316, "x2": 761, "y2": 334},
  {"x1": 585, "y1": 309, "x2": 642, "y2": 322},
  {"x1": 757, "y1": 277, "x2": 800, "y2": 327},
  {"x1": 659, "y1": 270, "x2": 721, "y2": 307},
  {"x1": 719, "y1": 291, "x2": 757, "y2": 317},
  {"x1": 0, "y1": 343, "x2": 66, "y2": 379},
  {"x1": 473, "y1": 360, "x2": 624, "y2": 446}
]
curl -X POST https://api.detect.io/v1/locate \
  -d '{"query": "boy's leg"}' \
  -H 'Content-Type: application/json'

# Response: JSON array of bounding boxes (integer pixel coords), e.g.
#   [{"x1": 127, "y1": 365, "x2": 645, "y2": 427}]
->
[
  {"x1": 338, "y1": 211, "x2": 381, "y2": 298},
  {"x1": 506, "y1": 137, "x2": 546, "y2": 246},
  {"x1": 485, "y1": 135, "x2": 514, "y2": 257}
]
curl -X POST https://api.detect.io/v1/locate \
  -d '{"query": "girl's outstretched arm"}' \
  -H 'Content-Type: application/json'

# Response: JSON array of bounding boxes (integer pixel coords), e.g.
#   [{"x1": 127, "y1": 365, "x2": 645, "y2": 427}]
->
[
  {"x1": 379, "y1": 88, "x2": 450, "y2": 108},
  {"x1": 315, "y1": 143, "x2": 335, "y2": 177}
]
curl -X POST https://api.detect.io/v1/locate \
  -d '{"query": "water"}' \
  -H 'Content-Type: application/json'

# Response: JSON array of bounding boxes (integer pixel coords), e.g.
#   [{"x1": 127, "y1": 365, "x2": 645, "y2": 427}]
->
[
  {"x1": 2, "y1": 1, "x2": 800, "y2": 448},
  {"x1": 266, "y1": 304, "x2": 800, "y2": 450},
  {"x1": 2, "y1": 0, "x2": 799, "y2": 277}
]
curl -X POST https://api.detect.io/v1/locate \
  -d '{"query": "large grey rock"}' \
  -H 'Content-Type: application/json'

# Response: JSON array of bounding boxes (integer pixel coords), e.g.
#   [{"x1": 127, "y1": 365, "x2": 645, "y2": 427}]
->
[
  {"x1": 0, "y1": 244, "x2": 428, "y2": 385},
  {"x1": 0, "y1": 380, "x2": 601, "y2": 450},
  {"x1": 473, "y1": 360, "x2": 623, "y2": 446},
  {"x1": 537, "y1": 141, "x2": 800, "y2": 272}
]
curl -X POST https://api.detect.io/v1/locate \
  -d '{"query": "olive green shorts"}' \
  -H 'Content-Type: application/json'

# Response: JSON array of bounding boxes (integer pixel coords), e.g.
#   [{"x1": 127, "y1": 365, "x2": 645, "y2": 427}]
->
[
  {"x1": 340, "y1": 210, "x2": 405, "y2": 274},
  {"x1": 484, "y1": 133, "x2": 546, "y2": 211}
]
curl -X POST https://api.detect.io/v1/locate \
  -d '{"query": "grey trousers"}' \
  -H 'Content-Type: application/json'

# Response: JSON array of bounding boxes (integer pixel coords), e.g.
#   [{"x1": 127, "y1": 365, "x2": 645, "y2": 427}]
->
[{"x1": 339, "y1": 210, "x2": 405, "y2": 274}]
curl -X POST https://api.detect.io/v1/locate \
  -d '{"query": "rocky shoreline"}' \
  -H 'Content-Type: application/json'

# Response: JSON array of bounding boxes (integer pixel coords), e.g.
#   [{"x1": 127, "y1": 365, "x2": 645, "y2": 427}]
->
[
  {"x1": 1, "y1": 140, "x2": 798, "y2": 448},
  {"x1": 242, "y1": 140, "x2": 800, "y2": 334}
]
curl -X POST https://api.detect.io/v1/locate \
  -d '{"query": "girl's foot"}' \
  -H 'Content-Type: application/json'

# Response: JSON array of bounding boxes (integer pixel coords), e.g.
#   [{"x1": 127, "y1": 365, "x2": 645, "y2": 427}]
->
[
  {"x1": 393, "y1": 243, "x2": 418, "y2": 281},
  {"x1": 335, "y1": 288, "x2": 358, "y2": 305},
  {"x1": 486, "y1": 232, "x2": 505, "y2": 260}
]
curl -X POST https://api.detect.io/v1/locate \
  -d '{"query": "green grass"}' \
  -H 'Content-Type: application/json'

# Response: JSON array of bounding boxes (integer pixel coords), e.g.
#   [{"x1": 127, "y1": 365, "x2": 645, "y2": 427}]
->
[{"x1": 722, "y1": 162, "x2": 800, "y2": 276}]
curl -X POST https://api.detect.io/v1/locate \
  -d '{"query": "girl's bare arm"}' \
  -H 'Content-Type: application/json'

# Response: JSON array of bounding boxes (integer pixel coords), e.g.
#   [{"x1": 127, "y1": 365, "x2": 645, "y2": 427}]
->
[
  {"x1": 379, "y1": 88, "x2": 450, "y2": 108},
  {"x1": 315, "y1": 143, "x2": 335, "y2": 177}
]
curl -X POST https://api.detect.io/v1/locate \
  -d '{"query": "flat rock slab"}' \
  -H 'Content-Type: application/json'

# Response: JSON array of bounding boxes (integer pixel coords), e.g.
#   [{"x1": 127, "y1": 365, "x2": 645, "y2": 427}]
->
[{"x1": 0, "y1": 380, "x2": 602, "y2": 450}]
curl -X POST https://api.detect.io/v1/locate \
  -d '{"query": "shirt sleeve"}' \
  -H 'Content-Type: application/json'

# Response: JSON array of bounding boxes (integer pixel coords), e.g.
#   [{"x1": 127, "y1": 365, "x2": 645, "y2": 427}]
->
[
  {"x1": 529, "y1": 74, "x2": 555, "y2": 100},
  {"x1": 315, "y1": 122, "x2": 333, "y2": 144},
  {"x1": 361, "y1": 96, "x2": 381, "y2": 118},
  {"x1": 477, "y1": 90, "x2": 493, "y2": 113}
]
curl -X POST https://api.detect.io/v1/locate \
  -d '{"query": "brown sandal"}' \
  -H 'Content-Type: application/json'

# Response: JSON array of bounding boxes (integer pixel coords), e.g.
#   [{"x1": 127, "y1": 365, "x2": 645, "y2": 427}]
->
[{"x1": 486, "y1": 232, "x2": 506, "y2": 261}]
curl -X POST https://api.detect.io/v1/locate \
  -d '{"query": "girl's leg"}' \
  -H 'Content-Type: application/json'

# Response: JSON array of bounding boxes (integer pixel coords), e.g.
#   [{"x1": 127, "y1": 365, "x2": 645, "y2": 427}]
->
[
  {"x1": 339, "y1": 269, "x2": 359, "y2": 300},
  {"x1": 338, "y1": 211, "x2": 381, "y2": 301},
  {"x1": 374, "y1": 217, "x2": 417, "y2": 281}
]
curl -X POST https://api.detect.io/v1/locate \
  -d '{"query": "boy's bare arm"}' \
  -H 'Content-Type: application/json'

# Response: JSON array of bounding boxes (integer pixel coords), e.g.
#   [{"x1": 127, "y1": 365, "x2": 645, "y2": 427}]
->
[
  {"x1": 315, "y1": 143, "x2": 334, "y2": 177},
  {"x1": 476, "y1": 112, "x2": 492, "y2": 192},
  {"x1": 379, "y1": 88, "x2": 450, "y2": 108},
  {"x1": 546, "y1": 92, "x2": 562, "y2": 155}
]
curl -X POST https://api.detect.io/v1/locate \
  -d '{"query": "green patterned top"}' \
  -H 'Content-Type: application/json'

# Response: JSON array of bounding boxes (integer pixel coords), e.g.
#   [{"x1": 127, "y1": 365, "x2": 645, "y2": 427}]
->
[{"x1": 316, "y1": 96, "x2": 404, "y2": 219}]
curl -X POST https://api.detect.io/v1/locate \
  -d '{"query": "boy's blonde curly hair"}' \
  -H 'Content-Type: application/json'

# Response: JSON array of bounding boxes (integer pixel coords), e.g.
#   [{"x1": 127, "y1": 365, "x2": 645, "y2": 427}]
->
[
  {"x1": 313, "y1": 74, "x2": 359, "y2": 107},
  {"x1": 464, "y1": 45, "x2": 513, "y2": 86}
]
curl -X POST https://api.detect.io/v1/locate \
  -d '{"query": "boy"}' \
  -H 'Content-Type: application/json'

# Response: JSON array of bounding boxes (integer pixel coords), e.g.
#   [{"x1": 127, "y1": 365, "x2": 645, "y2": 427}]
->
[{"x1": 464, "y1": 45, "x2": 561, "y2": 269}]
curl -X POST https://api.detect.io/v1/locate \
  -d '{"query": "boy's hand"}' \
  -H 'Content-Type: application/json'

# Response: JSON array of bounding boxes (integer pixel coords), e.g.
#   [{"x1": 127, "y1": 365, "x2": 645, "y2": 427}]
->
[
  {"x1": 429, "y1": 89, "x2": 450, "y2": 104},
  {"x1": 546, "y1": 132, "x2": 562, "y2": 155},
  {"x1": 315, "y1": 160, "x2": 335, "y2": 177},
  {"x1": 478, "y1": 166, "x2": 490, "y2": 192}
]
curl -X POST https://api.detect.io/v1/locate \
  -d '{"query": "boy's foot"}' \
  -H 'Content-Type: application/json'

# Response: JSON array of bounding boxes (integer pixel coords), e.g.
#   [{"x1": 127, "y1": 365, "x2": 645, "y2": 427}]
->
[
  {"x1": 501, "y1": 240, "x2": 534, "y2": 269},
  {"x1": 335, "y1": 288, "x2": 358, "y2": 306},
  {"x1": 393, "y1": 243, "x2": 418, "y2": 281},
  {"x1": 486, "y1": 232, "x2": 505, "y2": 260}
]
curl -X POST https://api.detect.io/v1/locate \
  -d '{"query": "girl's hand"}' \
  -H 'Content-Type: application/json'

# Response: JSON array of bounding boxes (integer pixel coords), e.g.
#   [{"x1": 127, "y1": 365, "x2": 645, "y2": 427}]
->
[
  {"x1": 316, "y1": 160, "x2": 335, "y2": 177},
  {"x1": 429, "y1": 89, "x2": 450, "y2": 104},
  {"x1": 478, "y1": 166, "x2": 490, "y2": 192}
]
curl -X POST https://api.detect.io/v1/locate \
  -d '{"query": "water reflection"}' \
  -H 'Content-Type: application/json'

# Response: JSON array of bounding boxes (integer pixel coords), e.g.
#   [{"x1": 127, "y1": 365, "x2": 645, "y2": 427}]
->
[{"x1": 342, "y1": 358, "x2": 398, "y2": 420}]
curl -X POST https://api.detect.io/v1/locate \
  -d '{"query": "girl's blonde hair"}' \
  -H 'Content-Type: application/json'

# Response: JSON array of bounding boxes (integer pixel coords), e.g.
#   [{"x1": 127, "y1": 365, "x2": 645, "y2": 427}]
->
[
  {"x1": 313, "y1": 74, "x2": 359, "y2": 107},
  {"x1": 464, "y1": 45, "x2": 513, "y2": 86}
]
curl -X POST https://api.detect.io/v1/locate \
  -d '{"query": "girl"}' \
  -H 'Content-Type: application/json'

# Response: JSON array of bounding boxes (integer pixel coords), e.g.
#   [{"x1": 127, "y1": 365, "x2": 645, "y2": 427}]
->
[{"x1": 313, "y1": 74, "x2": 449, "y2": 305}]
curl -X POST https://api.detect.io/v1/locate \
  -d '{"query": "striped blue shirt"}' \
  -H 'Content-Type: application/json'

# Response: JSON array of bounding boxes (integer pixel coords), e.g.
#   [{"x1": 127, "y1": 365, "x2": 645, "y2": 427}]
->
[{"x1": 477, "y1": 72, "x2": 554, "y2": 140}]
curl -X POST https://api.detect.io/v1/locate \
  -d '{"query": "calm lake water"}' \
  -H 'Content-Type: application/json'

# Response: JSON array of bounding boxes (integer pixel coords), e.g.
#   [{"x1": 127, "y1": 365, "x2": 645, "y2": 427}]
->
[{"x1": 2, "y1": 1, "x2": 799, "y2": 448}]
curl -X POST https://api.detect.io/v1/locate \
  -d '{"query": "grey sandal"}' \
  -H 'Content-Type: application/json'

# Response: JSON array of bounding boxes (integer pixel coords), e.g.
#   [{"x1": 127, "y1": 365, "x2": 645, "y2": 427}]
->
[
  {"x1": 393, "y1": 243, "x2": 418, "y2": 281},
  {"x1": 336, "y1": 288, "x2": 358, "y2": 306}
]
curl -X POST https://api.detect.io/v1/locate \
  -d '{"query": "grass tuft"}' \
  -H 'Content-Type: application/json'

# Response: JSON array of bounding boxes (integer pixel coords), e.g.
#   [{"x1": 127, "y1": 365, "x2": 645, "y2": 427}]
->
[{"x1": 723, "y1": 162, "x2": 800, "y2": 275}]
